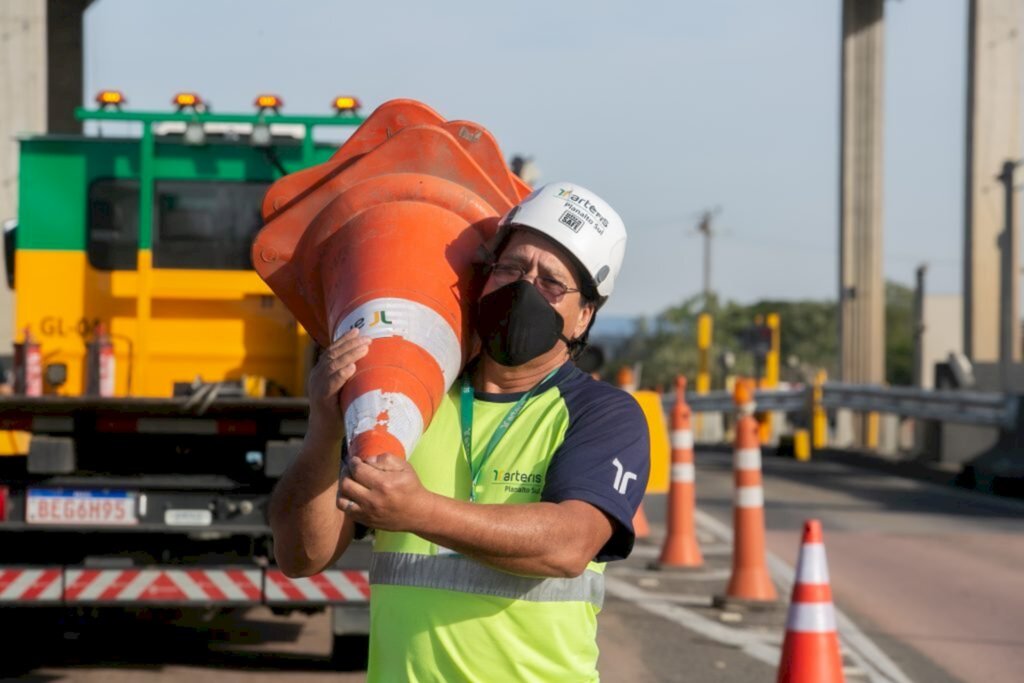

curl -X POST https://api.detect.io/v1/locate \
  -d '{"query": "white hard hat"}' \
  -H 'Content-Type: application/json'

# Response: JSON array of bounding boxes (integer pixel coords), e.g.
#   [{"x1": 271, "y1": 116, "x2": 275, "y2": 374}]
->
[{"x1": 496, "y1": 181, "x2": 627, "y2": 304}]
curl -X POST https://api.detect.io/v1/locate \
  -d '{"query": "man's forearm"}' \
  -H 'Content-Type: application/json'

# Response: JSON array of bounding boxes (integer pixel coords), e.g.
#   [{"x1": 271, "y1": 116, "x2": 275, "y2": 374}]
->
[
  {"x1": 410, "y1": 495, "x2": 609, "y2": 578},
  {"x1": 269, "y1": 429, "x2": 353, "y2": 576}
]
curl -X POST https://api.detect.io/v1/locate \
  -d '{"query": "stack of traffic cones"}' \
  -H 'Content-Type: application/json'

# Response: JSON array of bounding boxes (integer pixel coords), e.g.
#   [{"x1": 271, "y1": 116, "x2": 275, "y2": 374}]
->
[
  {"x1": 655, "y1": 376, "x2": 702, "y2": 569},
  {"x1": 252, "y1": 100, "x2": 525, "y2": 461},
  {"x1": 777, "y1": 519, "x2": 845, "y2": 682},
  {"x1": 716, "y1": 378, "x2": 777, "y2": 606}
]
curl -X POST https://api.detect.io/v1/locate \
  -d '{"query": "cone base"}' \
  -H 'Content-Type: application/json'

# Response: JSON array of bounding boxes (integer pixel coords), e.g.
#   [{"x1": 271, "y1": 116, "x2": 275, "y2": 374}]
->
[
  {"x1": 777, "y1": 633, "x2": 845, "y2": 683},
  {"x1": 655, "y1": 538, "x2": 704, "y2": 569},
  {"x1": 724, "y1": 564, "x2": 779, "y2": 602}
]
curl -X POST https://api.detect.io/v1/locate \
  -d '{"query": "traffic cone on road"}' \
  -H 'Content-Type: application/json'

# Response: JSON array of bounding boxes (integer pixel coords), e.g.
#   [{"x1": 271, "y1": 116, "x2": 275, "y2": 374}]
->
[
  {"x1": 656, "y1": 376, "x2": 703, "y2": 568},
  {"x1": 616, "y1": 365, "x2": 638, "y2": 393},
  {"x1": 718, "y1": 378, "x2": 777, "y2": 604},
  {"x1": 253, "y1": 100, "x2": 519, "y2": 461},
  {"x1": 777, "y1": 520, "x2": 845, "y2": 683}
]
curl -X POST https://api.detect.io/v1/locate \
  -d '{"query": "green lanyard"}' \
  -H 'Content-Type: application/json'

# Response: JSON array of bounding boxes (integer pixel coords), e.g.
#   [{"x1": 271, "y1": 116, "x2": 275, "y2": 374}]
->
[{"x1": 459, "y1": 368, "x2": 558, "y2": 502}]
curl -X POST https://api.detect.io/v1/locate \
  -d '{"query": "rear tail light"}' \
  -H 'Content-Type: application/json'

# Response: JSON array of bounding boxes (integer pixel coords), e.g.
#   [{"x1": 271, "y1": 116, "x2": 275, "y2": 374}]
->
[{"x1": 0, "y1": 485, "x2": 8, "y2": 521}]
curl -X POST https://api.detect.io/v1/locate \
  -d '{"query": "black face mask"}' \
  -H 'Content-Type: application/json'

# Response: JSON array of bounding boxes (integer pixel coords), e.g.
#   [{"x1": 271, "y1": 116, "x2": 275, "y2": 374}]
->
[{"x1": 476, "y1": 281, "x2": 571, "y2": 367}]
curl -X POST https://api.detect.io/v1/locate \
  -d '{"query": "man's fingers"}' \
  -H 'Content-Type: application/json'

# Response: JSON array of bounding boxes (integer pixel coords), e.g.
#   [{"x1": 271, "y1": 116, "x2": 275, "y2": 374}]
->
[
  {"x1": 349, "y1": 456, "x2": 388, "y2": 486},
  {"x1": 312, "y1": 342, "x2": 371, "y2": 400},
  {"x1": 320, "y1": 344, "x2": 371, "y2": 376},
  {"x1": 363, "y1": 453, "x2": 407, "y2": 472},
  {"x1": 339, "y1": 470, "x2": 373, "y2": 501},
  {"x1": 378, "y1": 453, "x2": 408, "y2": 470},
  {"x1": 336, "y1": 497, "x2": 363, "y2": 516},
  {"x1": 323, "y1": 333, "x2": 372, "y2": 362},
  {"x1": 322, "y1": 362, "x2": 359, "y2": 397}
]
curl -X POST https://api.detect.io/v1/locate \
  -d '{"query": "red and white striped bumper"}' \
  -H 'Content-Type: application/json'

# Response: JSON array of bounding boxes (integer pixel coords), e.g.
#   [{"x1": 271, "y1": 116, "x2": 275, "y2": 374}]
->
[
  {"x1": 265, "y1": 569, "x2": 370, "y2": 604},
  {"x1": 0, "y1": 568, "x2": 62, "y2": 602},
  {"x1": 0, "y1": 567, "x2": 369, "y2": 605}
]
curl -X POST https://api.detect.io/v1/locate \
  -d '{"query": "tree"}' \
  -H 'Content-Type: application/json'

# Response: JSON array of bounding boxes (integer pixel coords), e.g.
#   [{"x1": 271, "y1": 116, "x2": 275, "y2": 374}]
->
[
  {"x1": 607, "y1": 281, "x2": 913, "y2": 389},
  {"x1": 885, "y1": 281, "x2": 914, "y2": 386}
]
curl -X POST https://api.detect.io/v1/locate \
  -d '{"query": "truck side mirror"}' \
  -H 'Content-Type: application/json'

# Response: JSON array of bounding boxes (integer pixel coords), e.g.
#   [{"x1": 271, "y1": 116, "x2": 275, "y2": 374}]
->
[{"x1": 3, "y1": 218, "x2": 16, "y2": 289}]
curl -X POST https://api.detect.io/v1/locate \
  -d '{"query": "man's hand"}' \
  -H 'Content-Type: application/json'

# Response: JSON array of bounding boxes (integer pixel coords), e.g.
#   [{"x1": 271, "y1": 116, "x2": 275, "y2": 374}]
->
[
  {"x1": 338, "y1": 454, "x2": 436, "y2": 532},
  {"x1": 307, "y1": 329, "x2": 371, "y2": 443}
]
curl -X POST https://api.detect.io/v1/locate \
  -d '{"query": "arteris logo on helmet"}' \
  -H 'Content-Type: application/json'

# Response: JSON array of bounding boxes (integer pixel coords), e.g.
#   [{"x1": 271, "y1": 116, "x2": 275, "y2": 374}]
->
[{"x1": 555, "y1": 188, "x2": 610, "y2": 233}]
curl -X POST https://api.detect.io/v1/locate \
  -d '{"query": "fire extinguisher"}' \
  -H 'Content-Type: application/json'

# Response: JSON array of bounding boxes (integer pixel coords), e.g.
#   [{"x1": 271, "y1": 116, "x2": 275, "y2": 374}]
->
[
  {"x1": 86, "y1": 323, "x2": 116, "y2": 397},
  {"x1": 14, "y1": 327, "x2": 42, "y2": 396}
]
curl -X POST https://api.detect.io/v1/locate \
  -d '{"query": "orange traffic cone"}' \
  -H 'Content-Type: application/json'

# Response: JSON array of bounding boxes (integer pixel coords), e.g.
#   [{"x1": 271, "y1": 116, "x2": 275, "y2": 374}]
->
[
  {"x1": 656, "y1": 376, "x2": 703, "y2": 568},
  {"x1": 253, "y1": 99, "x2": 522, "y2": 460},
  {"x1": 719, "y1": 378, "x2": 777, "y2": 604},
  {"x1": 632, "y1": 502, "x2": 650, "y2": 539},
  {"x1": 777, "y1": 520, "x2": 845, "y2": 683},
  {"x1": 615, "y1": 365, "x2": 637, "y2": 393}
]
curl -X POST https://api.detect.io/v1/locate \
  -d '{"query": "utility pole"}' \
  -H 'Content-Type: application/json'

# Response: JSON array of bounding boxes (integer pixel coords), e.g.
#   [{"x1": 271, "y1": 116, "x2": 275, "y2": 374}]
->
[
  {"x1": 697, "y1": 210, "x2": 715, "y2": 309},
  {"x1": 998, "y1": 159, "x2": 1020, "y2": 392},
  {"x1": 917, "y1": 264, "x2": 933, "y2": 389}
]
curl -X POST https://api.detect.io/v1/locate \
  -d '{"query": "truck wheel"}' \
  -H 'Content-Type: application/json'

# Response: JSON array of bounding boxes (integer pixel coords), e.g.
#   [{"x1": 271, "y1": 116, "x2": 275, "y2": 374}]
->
[{"x1": 331, "y1": 634, "x2": 369, "y2": 671}]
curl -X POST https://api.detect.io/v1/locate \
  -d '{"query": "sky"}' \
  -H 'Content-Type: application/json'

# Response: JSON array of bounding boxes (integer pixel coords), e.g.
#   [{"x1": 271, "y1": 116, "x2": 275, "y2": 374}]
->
[{"x1": 82, "y1": 0, "x2": 1015, "y2": 319}]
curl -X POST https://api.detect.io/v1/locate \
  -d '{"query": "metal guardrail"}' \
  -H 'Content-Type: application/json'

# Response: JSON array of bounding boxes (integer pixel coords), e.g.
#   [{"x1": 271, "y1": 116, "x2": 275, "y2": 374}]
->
[
  {"x1": 657, "y1": 384, "x2": 1019, "y2": 430},
  {"x1": 821, "y1": 382, "x2": 1019, "y2": 430},
  {"x1": 661, "y1": 388, "x2": 809, "y2": 415}
]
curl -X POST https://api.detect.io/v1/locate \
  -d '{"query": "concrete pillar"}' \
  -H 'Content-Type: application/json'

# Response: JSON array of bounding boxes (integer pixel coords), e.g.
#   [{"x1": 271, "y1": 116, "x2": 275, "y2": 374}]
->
[
  {"x1": 0, "y1": 0, "x2": 89, "y2": 364},
  {"x1": 839, "y1": 0, "x2": 886, "y2": 444},
  {"x1": 45, "y1": 0, "x2": 88, "y2": 134},
  {"x1": 964, "y1": 0, "x2": 1022, "y2": 363}
]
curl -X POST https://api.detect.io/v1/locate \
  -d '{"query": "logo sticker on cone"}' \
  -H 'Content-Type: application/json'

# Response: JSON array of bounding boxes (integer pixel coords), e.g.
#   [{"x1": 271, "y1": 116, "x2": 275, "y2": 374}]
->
[
  {"x1": 777, "y1": 520, "x2": 845, "y2": 683},
  {"x1": 252, "y1": 100, "x2": 523, "y2": 460}
]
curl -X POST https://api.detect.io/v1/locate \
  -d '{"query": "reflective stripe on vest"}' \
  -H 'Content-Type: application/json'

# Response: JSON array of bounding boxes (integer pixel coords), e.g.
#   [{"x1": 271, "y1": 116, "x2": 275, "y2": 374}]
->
[{"x1": 370, "y1": 551, "x2": 605, "y2": 609}]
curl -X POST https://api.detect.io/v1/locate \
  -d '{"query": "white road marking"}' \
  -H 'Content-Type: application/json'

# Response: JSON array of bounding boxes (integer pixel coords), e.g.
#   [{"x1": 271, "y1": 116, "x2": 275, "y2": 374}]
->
[
  {"x1": 604, "y1": 576, "x2": 782, "y2": 666},
  {"x1": 696, "y1": 509, "x2": 913, "y2": 683}
]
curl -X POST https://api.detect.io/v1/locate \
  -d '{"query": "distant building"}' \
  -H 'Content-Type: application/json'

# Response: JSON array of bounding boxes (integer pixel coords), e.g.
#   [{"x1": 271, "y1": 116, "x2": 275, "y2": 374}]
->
[{"x1": 921, "y1": 294, "x2": 962, "y2": 388}]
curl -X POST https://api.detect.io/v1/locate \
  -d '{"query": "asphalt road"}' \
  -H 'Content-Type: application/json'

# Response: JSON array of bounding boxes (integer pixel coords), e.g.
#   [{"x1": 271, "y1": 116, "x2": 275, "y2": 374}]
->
[
  {"x1": 690, "y1": 447, "x2": 1024, "y2": 683},
  {"x1": 3, "y1": 448, "x2": 1021, "y2": 682}
]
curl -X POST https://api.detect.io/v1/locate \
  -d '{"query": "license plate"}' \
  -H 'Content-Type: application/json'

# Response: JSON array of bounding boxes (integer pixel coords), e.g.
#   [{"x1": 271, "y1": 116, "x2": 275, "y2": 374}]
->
[{"x1": 26, "y1": 489, "x2": 137, "y2": 526}]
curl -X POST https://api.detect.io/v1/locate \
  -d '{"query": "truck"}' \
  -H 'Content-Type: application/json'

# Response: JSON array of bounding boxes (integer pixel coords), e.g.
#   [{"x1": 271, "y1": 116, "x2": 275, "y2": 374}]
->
[{"x1": 0, "y1": 91, "x2": 371, "y2": 668}]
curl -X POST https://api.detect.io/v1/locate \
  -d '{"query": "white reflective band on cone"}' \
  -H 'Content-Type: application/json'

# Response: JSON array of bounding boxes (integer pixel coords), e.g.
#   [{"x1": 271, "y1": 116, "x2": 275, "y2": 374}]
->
[
  {"x1": 786, "y1": 601, "x2": 837, "y2": 633},
  {"x1": 735, "y1": 486, "x2": 764, "y2": 508},
  {"x1": 795, "y1": 544, "x2": 830, "y2": 584},
  {"x1": 344, "y1": 390, "x2": 424, "y2": 458},
  {"x1": 671, "y1": 430, "x2": 694, "y2": 450},
  {"x1": 334, "y1": 297, "x2": 462, "y2": 390},
  {"x1": 671, "y1": 463, "x2": 695, "y2": 483},
  {"x1": 734, "y1": 447, "x2": 761, "y2": 471}
]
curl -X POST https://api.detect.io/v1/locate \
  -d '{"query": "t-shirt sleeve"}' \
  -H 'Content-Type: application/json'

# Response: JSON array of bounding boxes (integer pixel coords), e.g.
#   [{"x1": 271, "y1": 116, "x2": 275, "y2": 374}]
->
[{"x1": 541, "y1": 388, "x2": 650, "y2": 562}]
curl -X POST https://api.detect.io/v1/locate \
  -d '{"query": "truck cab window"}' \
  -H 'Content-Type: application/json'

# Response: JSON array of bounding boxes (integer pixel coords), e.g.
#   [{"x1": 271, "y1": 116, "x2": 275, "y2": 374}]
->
[
  {"x1": 87, "y1": 179, "x2": 140, "y2": 271},
  {"x1": 154, "y1": 180, "x2": 270, "y2": 270}
]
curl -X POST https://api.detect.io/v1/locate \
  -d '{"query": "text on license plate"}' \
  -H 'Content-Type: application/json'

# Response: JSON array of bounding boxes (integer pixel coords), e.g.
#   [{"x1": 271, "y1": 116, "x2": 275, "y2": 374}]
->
[{"x1": 26, "y1": 489, "x2": 137, "y2": 526}]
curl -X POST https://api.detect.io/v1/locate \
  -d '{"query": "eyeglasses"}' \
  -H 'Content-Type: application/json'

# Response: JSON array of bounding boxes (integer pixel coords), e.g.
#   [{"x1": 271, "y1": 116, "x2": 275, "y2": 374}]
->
[{"x1": 487, "y1": 261, "x2": 581, "y2": 302}]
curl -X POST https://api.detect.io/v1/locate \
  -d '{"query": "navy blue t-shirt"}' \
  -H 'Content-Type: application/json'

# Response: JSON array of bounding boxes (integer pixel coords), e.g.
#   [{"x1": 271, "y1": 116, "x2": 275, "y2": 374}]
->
[{"x1": 471, "y1": 361, "x2": 651, "y2": 561}]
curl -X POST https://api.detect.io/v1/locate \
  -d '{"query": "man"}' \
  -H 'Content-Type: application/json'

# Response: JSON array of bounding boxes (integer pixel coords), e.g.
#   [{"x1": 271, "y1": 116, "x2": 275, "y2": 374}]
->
[{"x1": 269, "y1": 182, "x2": 650, "y2": 682}]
